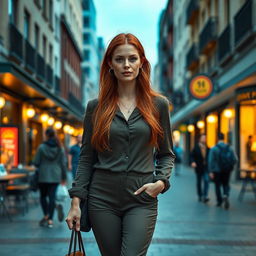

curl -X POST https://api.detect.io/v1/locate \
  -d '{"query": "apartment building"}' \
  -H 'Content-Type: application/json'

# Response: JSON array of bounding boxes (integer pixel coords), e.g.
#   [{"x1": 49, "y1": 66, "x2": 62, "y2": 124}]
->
[
  {"x1": 0, "y1": 0, "x2": 84, "y2": 167},
  {"x1": 162, "y1": 0, "x2": 256, "y2": 178}
]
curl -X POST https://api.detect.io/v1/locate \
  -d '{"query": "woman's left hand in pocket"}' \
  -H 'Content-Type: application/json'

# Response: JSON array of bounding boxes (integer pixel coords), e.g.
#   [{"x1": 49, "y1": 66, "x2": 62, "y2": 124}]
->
[{"x1": 134, "y1": 180, "x2": 165, "y2": 198}]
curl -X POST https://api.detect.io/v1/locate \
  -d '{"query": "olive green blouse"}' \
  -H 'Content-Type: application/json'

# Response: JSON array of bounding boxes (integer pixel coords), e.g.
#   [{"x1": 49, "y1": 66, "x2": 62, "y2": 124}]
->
[{"x1": 69, "y1": 96, "x2": 175, "y2": 200}]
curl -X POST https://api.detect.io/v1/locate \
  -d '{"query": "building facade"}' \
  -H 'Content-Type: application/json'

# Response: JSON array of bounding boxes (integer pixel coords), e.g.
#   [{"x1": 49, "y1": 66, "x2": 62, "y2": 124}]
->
[
  {"x1": 0, "y1": 0, "x2": 84, "y2": 168},
  {"x1": 82, "y1": 0, "x2": 100, "y2": 105},
  {"x1": 159, "y1": 0, "x2": 256, "y2": 179}
]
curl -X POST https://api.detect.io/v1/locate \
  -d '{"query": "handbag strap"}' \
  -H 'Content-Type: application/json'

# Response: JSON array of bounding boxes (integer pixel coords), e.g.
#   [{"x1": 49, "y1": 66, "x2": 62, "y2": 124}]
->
[
  {"x1": 67, "y1": 229, "x2": 75, "y2": 256},
  {"x1": 78, "y1": 231, "x2": 86, "y2": 255},
  {"x1": 68, "y1": 228, "x2": 86, "y2": 256}
]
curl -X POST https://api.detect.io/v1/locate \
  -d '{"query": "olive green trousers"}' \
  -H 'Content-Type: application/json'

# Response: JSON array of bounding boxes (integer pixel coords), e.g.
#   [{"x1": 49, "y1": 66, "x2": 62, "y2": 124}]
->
[{"x1": 88, "y1": 169, "x2": 158, "y2": 256}]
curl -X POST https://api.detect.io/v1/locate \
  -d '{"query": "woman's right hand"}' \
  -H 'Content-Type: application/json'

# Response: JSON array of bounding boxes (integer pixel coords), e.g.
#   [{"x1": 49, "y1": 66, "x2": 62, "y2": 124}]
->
[{"x1": 65, "y1": 197, "x2": 81, "y2": 231}]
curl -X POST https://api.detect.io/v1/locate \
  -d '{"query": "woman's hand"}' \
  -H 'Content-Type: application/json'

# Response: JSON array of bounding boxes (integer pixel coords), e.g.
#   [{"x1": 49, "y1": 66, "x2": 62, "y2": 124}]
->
[
  {"x1": 134, "y1": 180, "x2": 165, "y2": 198},
  {"x1": 65, "y1": 197, "x2": 81, "y2": 231}
]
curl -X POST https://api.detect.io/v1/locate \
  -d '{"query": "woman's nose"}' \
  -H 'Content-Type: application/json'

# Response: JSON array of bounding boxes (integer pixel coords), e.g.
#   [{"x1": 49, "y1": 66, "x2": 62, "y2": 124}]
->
[{"x1": 124, "y1": 59, "x2": 129, "y2": 68}]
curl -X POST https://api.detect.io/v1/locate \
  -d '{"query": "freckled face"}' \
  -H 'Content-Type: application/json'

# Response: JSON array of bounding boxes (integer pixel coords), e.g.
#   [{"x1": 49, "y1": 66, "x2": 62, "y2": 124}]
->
[{"x1": 109, "y1": 44, "x2": 142, "y2": 83}]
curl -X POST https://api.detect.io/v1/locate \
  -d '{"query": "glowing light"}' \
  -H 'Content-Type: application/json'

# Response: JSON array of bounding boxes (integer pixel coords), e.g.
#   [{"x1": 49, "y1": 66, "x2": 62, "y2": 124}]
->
[
  {"x1": 223, "y1": 109, "x2": 233, "y2": 118},
  {"x1": 40, "y1": 113, "x2": 49, "y2": 123},
  {"x1": 54, "y1": 121, "x2": 62, "y2": 130},
  {"x1": 197, "y1": 121, "x2": 205, "y2": 129},
  {"x1": 63, "y1": 124, "x2": 71, "y2": 133},
  {"x1": 26, "y1": 106, "x2": 36, "y2": 118},
  {"x1": 68, "y1": 127, "x2": 75, "y2": 135},
  {"x1": 187, "y1": 124, "x2": 195, "y2": 132},
  {"x1": 207, "y1": 115, "x2": 217, "y2": 123},
  {"x1": 47, "y1": 117, "x2": 55, "y2": 126},
  {"x1": 0, "y1": 96, "x2": 5, "y2": 109}
]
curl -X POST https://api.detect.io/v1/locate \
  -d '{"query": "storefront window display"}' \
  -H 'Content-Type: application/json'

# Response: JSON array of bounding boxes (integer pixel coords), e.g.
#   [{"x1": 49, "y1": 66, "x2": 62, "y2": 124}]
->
[{"x1": 239, "y1": 100, "x2": 256, "y2": 171}]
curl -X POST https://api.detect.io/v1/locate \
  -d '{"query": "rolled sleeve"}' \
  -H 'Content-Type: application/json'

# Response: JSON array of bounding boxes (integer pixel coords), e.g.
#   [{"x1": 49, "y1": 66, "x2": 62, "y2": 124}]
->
[
  {"x1": 68, "y1": 100, "x2": 98, "y2": 200},
  {"x1": 154, "y1": 97, "x2": 175, "y2": 193}
]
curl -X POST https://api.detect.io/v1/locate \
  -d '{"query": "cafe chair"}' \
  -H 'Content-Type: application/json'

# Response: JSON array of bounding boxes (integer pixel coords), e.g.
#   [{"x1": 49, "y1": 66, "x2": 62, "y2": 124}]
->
[{"x1": 5, "y1": 168, "x2": 30, "y2": 215}]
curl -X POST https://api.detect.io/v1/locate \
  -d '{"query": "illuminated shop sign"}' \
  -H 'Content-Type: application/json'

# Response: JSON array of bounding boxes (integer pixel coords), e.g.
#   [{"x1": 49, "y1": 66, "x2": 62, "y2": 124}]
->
[
  {"x1": 236, "y1": 86, "x2": 256, "y2": 102},
  {"x1": 0, "y1": 127, "x2": 19, "y2": 167},
  {"x1": 189, "y1": 74, "x2": 214, "y2": 100}
]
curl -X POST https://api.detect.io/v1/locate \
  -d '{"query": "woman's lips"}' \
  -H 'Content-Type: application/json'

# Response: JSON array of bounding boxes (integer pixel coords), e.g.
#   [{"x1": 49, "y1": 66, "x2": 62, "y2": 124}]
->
[{"x1": 122, "y1": 72, "x2": 132, "y2": 76}]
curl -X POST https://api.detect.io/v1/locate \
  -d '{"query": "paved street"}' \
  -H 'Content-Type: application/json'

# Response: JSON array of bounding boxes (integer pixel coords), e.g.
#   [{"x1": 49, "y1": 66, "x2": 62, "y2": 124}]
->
[{"x1": 0, "y1": 165, "x2": 256, "y2": 256}]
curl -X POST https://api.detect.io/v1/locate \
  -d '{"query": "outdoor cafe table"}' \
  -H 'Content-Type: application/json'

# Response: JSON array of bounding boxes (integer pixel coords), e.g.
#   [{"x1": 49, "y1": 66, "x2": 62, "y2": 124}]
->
[{"x1": 0, "y1": 173, "x2": 26, "y2": 221}]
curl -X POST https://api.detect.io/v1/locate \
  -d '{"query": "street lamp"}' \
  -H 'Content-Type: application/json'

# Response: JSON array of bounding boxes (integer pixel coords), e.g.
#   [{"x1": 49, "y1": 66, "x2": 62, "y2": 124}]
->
[
  {"x1": 47, "y1": 117, "x2": 55, "y2": 126},
  {"x1": 197, "y1": 120, "x2": 205, "y2": 129},
  {"x1": 54, "y1": 121, "x2": 62, "y2": 130}
]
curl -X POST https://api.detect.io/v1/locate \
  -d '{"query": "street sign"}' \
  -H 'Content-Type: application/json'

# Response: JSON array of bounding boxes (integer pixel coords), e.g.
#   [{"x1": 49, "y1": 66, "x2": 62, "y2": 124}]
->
[{"x1": 189, "y1": 75, "x2": 213, "y2": 100}]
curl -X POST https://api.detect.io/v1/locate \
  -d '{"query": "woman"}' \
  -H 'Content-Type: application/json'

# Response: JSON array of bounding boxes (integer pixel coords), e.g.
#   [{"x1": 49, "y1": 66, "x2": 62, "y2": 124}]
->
[
  {"x1": 66, "y1": 33, "x2": 175, "y2": 255},
  {"x1": 34, "y1": 128, "x2": 67, "y2": 228}
]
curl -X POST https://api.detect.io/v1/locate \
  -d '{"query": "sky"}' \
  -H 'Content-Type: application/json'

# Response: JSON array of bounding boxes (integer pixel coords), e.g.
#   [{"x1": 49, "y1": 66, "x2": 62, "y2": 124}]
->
[{"x1": 94, "y1": 0, "x2": 168, "y2": 69}]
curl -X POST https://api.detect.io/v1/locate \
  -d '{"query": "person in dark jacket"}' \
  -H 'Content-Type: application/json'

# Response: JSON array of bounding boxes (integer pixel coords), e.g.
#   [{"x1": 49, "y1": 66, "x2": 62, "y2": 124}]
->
[
  {"x1": 65, "y1": 33, "x2": 175, "y2": 256},
  {"x1": 34, "y1": 128, "x2": 67, "y2": 228},
  {"x1": 208, "y1": 133, "x2": 237, "y2": 209},
  {"x1": 190, "y1": 134, "x2": 210, "y2": 203}
]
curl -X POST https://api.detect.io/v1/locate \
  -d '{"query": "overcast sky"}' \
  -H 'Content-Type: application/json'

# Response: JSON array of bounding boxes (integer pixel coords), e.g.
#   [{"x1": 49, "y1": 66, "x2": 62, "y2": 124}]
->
[{"x1": 94, "y1": 0, "x2": 168, "y2": 69}]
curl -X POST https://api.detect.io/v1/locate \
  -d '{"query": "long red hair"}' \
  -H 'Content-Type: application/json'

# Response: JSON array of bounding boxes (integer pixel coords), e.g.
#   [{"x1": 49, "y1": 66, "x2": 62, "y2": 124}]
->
[{"x1": 91, "y1": 33, "x2": 164, "y2": 151}]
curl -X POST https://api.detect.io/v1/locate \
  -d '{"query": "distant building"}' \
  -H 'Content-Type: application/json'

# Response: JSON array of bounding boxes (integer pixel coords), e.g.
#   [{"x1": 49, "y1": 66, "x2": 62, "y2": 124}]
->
[
  {"x1": 82, "y1": 0, "x2": 101, "y2": 105},
  {"x1": 157, "y1": 2, "x2": 174, "y2": 102}
]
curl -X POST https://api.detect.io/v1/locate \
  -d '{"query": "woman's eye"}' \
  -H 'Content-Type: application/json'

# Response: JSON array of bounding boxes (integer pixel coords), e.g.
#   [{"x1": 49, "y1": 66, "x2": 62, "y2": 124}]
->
[
  {"x1": 130, "y1": 57, "x2": 138, "y2": 62},
  {"x1": 115, "y1": 58, "x2": 123, "y2": 62}
]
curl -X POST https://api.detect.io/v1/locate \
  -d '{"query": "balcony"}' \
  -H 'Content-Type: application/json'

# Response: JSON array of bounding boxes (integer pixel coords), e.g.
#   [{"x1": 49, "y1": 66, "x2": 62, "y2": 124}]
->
[
  {"x1": 218, "y1": 25, "x2": 232, "y2": 65},
  {"x1": 46, "y1": 64, "x2": 53, "y2": 88},
  {"x1": 36, "y1": 53, "x2": 45, "y2": 81},
  {"x1": 25, "y1": 39, "x2": 36, "y2": 72},
  {"x1": 186, "y1": 0, "x2": 199, "y2": 25},
  {"x1": 186, "y1": 43, "x2": 199, "y2": 70},
  {"x1": 199, "y1": 18, "x2": 217, "y2": 54},
  {"x1": 234, "y1": 0, "x2": 253, "y2": 49},
  {"x1": 9, "y1": 23, "x2": 23, "y2": 62}
]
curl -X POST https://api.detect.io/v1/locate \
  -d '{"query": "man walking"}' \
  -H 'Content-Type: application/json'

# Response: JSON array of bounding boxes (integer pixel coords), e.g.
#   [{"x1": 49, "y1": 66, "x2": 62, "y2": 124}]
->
[
  {"x1": 190, "y1": 134, "x2": 210, "y2": 203},
  {"x1": 208, "y1": 133, "x2": 237, "y2": 209}
]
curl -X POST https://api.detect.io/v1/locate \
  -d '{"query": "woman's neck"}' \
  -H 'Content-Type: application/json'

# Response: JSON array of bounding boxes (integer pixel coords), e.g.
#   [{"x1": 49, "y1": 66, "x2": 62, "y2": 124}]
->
[{"x1": 117, "y1": 81, "x2": 136, "y2": 100}]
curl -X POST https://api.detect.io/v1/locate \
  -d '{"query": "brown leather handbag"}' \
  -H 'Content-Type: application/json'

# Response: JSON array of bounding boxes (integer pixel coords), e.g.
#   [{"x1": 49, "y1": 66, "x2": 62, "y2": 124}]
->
[{"x1": 66, "y1": 229, "x2": 86, "y2": 256}]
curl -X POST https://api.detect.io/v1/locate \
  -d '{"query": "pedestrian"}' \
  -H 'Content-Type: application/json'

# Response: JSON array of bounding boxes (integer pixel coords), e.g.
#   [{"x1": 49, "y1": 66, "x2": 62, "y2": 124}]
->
[
  {"x1": 190, "y1": 134, "x2": 210, "y2": 203},
  {"x1": 173, "y1": 141, "x2": 183, "y2": 176},
  {"x1": 66, "y1": 33, "x2": 175, "y2": 256},
  {"x1": 68, "y1": 135, "x2": 82, "y2": 179},
  {"x1": 208, "y1": 133, "x2": 237, "y2": 209},
  {"x1": 33, "y1": 128, "x2": 67, "y2": 228}
]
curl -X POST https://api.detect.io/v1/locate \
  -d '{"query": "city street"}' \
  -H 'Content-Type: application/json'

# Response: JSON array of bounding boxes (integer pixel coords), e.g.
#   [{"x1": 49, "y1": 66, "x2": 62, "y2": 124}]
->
[{"x1": 0, "y1": 165, "x2": 256, "y2": 256}]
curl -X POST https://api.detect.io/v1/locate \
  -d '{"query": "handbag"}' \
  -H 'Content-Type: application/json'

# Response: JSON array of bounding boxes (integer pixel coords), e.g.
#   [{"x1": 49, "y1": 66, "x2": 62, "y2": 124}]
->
[
  {"x1": 80, "y1": 199, "x2": 91, "y2": 232},
  {"x1": 66, "y1": 229, "x2": 86, "y2": 256}
]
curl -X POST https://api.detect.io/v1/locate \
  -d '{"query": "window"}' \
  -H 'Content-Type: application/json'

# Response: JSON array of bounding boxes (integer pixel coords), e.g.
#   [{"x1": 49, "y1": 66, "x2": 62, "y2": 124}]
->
[
  {"x1": 49, "y1": 0, "x2": 53, "y2": 26},
  {"x1": 83, "y1": 67, "x2": 90, "y2": 78},
  {"x1": 55, "y1": 56, "x2": 58, "y2": 74},
  {"x1": 83, "y1": 0, "x2": 89, "y2": 10},
  {"x1": 83, "y1": 16, "x2": 90, "y2": 27},
  {"x1": 83, "y1": 33, "x2": 90, "y2": 44},
  {"x1": 55, "y1": 15, "x2": 59, "y2": 39},
  {"x1": 8, "y1": 0, "x2": 18, "y2": 25},
  {"x1": 24, "y1": 10, "x2": 30, "y2": 40},
  {"x1": 83, "y1": 49, "x2": 90, "y2": 60},
  {"x1": 34, "y1": 24, "x2": 40, "y2": 49},
  {"x1": 42, "y1": 0, "x2": 47, "y2": 18},
  {"x1": 49, "y1": 44, "x2": 53, "y2": 65},
  {"x1": 43, "y1": 35, "x2": 47, "y2": 58},
  {"x1": 239, "y1": 100, "x2": 256, "y2": 172}
]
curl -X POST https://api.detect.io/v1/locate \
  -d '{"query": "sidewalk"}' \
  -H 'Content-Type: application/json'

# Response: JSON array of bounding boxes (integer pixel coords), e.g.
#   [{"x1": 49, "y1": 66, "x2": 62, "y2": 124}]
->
[{"x1": 0, "y1": 165, "x2": 256, "y2": 256}]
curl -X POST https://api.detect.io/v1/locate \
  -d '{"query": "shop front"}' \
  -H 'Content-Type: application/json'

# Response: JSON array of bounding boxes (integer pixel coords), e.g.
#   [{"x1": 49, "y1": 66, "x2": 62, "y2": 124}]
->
[{"x1": 236, "y1": 85, "x2": 256, "y2": 179}]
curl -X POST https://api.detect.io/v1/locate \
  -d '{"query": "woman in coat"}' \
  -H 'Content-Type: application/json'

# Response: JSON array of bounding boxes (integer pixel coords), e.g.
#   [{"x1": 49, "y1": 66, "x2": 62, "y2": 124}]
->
[
  {"x1": 66, "y1": 33, "x2": 175, "y2": 256},
  {"x1": 34, "y1": 128, "x2": 67, "y2": 228}
]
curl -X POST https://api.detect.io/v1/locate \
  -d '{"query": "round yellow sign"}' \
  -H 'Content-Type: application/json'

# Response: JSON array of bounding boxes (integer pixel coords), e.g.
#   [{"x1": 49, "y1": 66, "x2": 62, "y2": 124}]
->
[{"x1": 189, "y1": 75, "x2": 213, "y2": 100}]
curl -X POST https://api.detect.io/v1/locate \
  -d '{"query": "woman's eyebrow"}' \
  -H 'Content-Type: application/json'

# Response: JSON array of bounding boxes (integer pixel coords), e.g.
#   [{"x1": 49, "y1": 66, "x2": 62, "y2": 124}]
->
[{"x1": 114, "y1": 54, "x2": 138, "y2": 57}]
